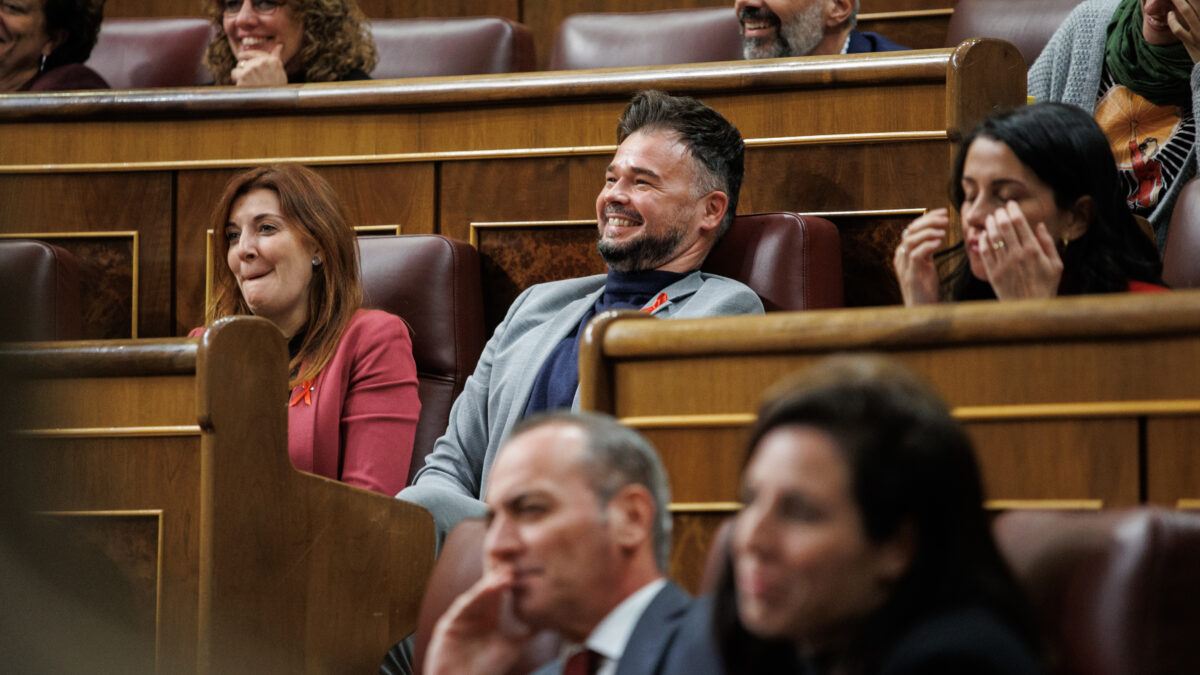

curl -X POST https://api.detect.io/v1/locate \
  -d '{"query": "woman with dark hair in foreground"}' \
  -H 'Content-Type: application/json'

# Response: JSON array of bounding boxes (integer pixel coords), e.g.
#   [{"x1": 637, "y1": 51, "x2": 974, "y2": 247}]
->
[
  {"x1": 894, "y1": 103, "x2": 1165, "y2": 305},
  {"x1": 714, "y1": 356, "x2": 1044, "y2": 674}
]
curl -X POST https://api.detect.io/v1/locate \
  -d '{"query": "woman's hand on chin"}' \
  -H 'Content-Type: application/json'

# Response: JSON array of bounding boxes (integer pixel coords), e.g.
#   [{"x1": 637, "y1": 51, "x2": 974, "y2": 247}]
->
[
  {"x1": 1169, "y1": 0, "x2": 1200, "y2": 63},
  {"x1": 894, "y1": 208, "x2": 949, "y2": 306},
  {"x1": 231, "y1": 43, "x2": 289, "y2": 87},
  {"x1": 979, "y1": 201, "x2": 1063, "y2": 301}
]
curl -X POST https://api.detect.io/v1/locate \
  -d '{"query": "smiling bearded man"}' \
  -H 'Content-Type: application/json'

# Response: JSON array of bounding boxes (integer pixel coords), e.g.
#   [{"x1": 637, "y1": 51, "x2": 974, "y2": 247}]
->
[{"x1": 396, "y1": 90, "x2": 763, "y2": 545}]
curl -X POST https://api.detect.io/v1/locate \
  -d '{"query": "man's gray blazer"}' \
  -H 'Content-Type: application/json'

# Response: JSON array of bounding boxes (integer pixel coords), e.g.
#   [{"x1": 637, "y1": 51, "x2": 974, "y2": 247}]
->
[{"x1": 397, "y1": 271, "x2": 763, "y2": 539}]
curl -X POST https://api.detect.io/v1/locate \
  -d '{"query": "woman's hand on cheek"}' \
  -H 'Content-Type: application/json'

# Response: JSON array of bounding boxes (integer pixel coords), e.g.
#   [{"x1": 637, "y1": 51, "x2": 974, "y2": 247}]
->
[
  {"x1": 894, "y1": 208, "x2": 949, "y2": 306},
  {"x1": 980, "y1": 200, "x2": 1063, "y2": 300},
  {"x1": 231, "y1": 42, "x2": 289, "y2": 87},
  {"x1": 1169, "y1": 0, "x2": 1200, "y2": 63}
]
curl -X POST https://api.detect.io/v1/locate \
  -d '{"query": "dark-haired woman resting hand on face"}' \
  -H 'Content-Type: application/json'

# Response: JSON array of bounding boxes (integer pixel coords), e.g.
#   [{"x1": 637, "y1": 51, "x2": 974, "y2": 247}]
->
[{"x1": 894, "y1": 103, "x2": 1166, "y2": 305}]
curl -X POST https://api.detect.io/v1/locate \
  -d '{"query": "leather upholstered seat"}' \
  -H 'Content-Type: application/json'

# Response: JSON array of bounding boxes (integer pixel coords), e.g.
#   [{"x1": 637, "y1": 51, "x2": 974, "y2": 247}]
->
[
  {"x1": 0, "y1": 240, "x2": 82, "y2": 342},
  {"x1": 1163, "y1": 178, "x2": 1200, "y2": 288},
  {"x1": 549, "y1": 7, "x2": 742, "y2": 71},
  {"x1": 357, "y1": 235, "x2": 485, "y2": 483},
  {"x1": 704, "y1": 212, "x2": 844, "y2": 311},
  {"x1": 993, "y1": 508, "x2": 1200, "y2": 675},
  {"x1": 86, "y1": 18, "x2": 214, "y2": 88},
  {"x1": 944, "y1": 0, "x2": 1083, "y2": 67},
  {"x1": 369, "y1": 17, "x2": 534, "y2": 79}
]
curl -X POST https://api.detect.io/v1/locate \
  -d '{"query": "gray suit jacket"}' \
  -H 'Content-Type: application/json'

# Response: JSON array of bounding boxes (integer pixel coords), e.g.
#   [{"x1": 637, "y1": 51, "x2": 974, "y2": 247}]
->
[
  {"x1": 532, "y1": 583, "x2": 719, "y2": 675},
  {"x1": 398, "y1": 271, "x2": 762, "y2": 541}
]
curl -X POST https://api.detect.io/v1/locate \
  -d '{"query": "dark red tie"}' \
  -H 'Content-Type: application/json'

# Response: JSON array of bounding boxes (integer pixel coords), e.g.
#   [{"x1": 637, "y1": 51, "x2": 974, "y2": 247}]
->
[{"x1": 563, "y1": 647, "x2": 601, "y2": 675}]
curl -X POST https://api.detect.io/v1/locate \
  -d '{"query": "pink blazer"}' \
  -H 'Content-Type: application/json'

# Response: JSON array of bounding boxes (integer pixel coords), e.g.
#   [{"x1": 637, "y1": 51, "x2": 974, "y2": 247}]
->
[{"x1": 192, "y1": 309, "x2": 420, "y2": 495}]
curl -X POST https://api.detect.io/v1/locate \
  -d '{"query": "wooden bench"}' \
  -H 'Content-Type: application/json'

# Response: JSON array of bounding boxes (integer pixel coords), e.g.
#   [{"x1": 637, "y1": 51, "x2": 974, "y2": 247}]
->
[
  {"x1": 0, "y1": 316, "x2": 433, "y2": 674},
  {"x1": 0, "y1": 39, "x2": 1024, "y2": 338},
  {"x1": 578, "y1": 292, "x2": 1200, "y2": 591}
]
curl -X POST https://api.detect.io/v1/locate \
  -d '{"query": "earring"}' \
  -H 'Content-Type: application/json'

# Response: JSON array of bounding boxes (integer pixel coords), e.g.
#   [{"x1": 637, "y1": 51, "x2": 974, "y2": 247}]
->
[
  {"x1": 311, "y1": 256, "x2": 322, "y2": 266},
  {"x1": 39, "y1": 54, "x2": 47, "y2": 72},
  {"x1": 1061, "y1": 235, "x2": 1070, "y2": 250}
]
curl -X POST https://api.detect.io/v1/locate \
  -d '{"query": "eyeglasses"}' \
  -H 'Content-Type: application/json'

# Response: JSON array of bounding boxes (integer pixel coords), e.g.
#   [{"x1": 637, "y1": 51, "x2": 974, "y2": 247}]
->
[{"x1": 222, "y1": 0, "x2": 284, "y2": 15}]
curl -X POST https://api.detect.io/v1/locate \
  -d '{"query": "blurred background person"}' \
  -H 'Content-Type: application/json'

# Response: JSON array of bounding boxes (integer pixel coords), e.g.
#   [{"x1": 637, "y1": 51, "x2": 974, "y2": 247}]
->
[
  {"x1": 714, "y1": 355, "x2": 1044, "y2": 674},
  {"x1": 204, "y1": 0, "x2": 377, "y2": 86},
  {"x1": 3, "y1": 0, "x2": 108, "y2": 92},
  {"x1": 894, "y1": 103, "x2": 1165, "y2": 305},
  {"x1": 195, "y1": 164, "x2": 418, "y2": 495},
  {"x1": 1029, "y1": 0, "x2": 1200, "y2": 249}
]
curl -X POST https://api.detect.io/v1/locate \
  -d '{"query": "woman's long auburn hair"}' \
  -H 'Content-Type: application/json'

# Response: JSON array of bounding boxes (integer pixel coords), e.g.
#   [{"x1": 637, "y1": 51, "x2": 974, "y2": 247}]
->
[
  {"x1": 208, "y1": 164, "x2": 362, "y2": 388},
  {"x1": 203, "y1": 0, "x2": 378, "y2": 85}
]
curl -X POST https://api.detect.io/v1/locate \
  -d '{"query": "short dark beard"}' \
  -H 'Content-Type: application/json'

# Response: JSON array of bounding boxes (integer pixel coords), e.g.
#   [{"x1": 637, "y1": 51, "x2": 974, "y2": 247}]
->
[{"x1": 597, "y1": 222, "x2": 688, "y2": 272}]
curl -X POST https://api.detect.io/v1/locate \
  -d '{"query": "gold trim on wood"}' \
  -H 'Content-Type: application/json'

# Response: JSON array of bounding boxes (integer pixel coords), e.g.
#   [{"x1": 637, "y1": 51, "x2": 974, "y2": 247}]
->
[
  {"x1": 38, "y1": 508, "x2": 164, "y2": 517},
  {"x1": 19, "y1": 425, "x2": 202, "y2": 438},
  {"x1": 620, "y1": 414, "x2": 756, "y2": 429},
  {"x1": 469, "y1": 219, "x2": 595, "y2": 248},
  {"x1": 2, "y1": 132, "x2": 948, "y2": 174},
  {"x1": 0, "y1": 230, "x2": 140, "y2": 338},
  {"x1": 670, "y1": 502, "x2": 742, "y2": 513},
  {"x1": 858, "y1": 8, "x2": 955, "y2": 21},
  {"x1": 748, "y1": 131, "x2": 946, "y2": 148},
  {"x1": 1177, "y1": 499, "x2": 1200, "y2": 510},
  {"x1": 355, "y1": 224, "x2": 402, "y2": 235},
  {"x1": 803, "y1": 208, "x2": 926, "y2": 218},
  {"x1": 954, "y1": 400, "x2": 1200, "y2": 420},
  {"x1": 984, "y1": 499, "x2": 1103, "y2": 510}
]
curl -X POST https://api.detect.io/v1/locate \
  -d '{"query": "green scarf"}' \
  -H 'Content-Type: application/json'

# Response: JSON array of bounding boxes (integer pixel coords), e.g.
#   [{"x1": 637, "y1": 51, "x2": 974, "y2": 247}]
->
[{"x1": 1105, "y1": 0, "x2": 1194, "y2": 107}]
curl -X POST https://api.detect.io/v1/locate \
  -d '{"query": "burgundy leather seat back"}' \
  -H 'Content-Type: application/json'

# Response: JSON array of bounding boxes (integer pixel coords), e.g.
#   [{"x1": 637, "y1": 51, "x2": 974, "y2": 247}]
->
[
  {"x1": 357, "y1": 235, "x2": 485, "y2": 483},
  {"x1": 0, "y1": 240, "x2": 82, "y2": 342},
  {"x1": 86, "y1": 18, "x2": 214, "y2": 88},
  {"x1": 945, "y1": 0, "x2": 1084, "y2": 67},
  {"x1": 1163, "y1": 178, "x2": 1200, "y2": 288},
  {"x1": 549, "y1": 7, "x2": 742, "y2": 71},
  {"x1": 369, "y1": 18, "x2": 534, "y2": 79},
  {"x1": 994, "y1": 509, "x2": 1200, "y2": 675},
  {"x1": 411, "y1": 519, "x2": 561, "y2": 675},
  {"x1": 703, "y1": 212, "x2": 844, "y2": 311}
]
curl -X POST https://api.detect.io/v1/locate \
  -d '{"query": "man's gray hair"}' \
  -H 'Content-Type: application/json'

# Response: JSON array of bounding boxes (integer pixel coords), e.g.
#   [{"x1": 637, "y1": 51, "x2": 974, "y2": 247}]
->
[{"x1": 509, "y1": 411, "x2": 673, "y2": 572}]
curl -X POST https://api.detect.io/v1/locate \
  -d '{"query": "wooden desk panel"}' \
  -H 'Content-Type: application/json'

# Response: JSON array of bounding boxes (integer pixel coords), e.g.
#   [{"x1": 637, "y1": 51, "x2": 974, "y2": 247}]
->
[
  {"x1": 579, "y1": 292, "x2": 1200, "y2": 589},
  {"x1": 0, "y1": 318, "x2": 434, "y2": 674},
  {"x1": 0, "y1": 41, "x2": 1024, "y2": 337}
]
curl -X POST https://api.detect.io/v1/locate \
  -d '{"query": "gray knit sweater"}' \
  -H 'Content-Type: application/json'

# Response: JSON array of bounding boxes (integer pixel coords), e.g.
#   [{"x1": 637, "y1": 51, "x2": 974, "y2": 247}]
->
[{"x1": 1028, "y1": 0, "x2": 1200, "y2": 251}]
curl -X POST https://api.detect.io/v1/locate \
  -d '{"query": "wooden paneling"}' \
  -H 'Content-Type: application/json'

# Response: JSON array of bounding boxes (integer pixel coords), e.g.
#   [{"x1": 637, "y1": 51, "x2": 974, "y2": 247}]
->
[
  {"x1": 0, "y1": 173, "x2": 171, "y2": 337},
  {"x1": 0, "y1": 317, "x2": 435, "y2": 673},
  {"x1": 579, "y1": 292, "x2": 1200, "y2": 590},
  {"x1": 1, "y1": 42, "x2": 1024, "y2": 337}
]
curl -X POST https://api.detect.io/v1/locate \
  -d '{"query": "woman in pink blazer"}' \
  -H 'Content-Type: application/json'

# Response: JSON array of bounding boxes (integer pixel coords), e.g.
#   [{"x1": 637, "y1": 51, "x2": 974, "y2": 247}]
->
[{"x1": 193, "y1": 164, "x2": 419, "y2": 495}]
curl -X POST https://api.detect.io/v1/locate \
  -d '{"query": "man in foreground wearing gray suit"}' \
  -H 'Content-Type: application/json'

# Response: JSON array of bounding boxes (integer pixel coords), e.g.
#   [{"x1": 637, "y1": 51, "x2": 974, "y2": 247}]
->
[
  {"x1": 397, "y1": 90, "x2": 763, "y2": 539},
  {"x1": 424, "y1": 412, "x2": 714, "y2": 675}
]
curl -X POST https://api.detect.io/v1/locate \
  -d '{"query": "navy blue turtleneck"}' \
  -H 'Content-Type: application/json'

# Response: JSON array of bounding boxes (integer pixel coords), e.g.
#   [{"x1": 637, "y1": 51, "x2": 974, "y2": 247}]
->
[{"x1": 522, "y1": 269, "x2": 688, "y2": 416}]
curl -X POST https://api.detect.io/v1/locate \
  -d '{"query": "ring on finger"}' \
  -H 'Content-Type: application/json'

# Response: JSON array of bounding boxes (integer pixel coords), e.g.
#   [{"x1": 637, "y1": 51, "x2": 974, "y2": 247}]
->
[
  {"x1": 898, "y1": 245, "x2": 907, "y2": 255},
  {"x1": 992, "y1": 240, "x2": 1005, "y2": 251}
]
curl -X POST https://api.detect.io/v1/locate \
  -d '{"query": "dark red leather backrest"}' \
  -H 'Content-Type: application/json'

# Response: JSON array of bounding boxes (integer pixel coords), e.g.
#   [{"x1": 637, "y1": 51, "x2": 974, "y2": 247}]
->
[
  {"x1": 370, "y1": 17, "x2": 534, "y2": 79},
  {"x1": 994, "y1": 509, "x2": 1200, "y2": 675},
  {"x1": 1163, "y1": 178, "x2": 1200, "y2": 288},
  {"x1": 549, "y1": 7, "x2": 742, "y2": 70},
  {"x1": 357, "y1": 235, "x2": 485, "y2": 483},
  {"x1": 945, "y1": 0, "x2": 1084, "y2": 67},
  {"x1": 86, "y1": 18, "x2": 214, "y2": 88},
  {"x1": 703, "y1": 212, "x2": 844, "y2": 311},
  {"x1": 0, "y1": 240, "x2": 82, "y2": 342},
  {"x1": 411, "y1": 519, "x2": 561, "y2": 675}
]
